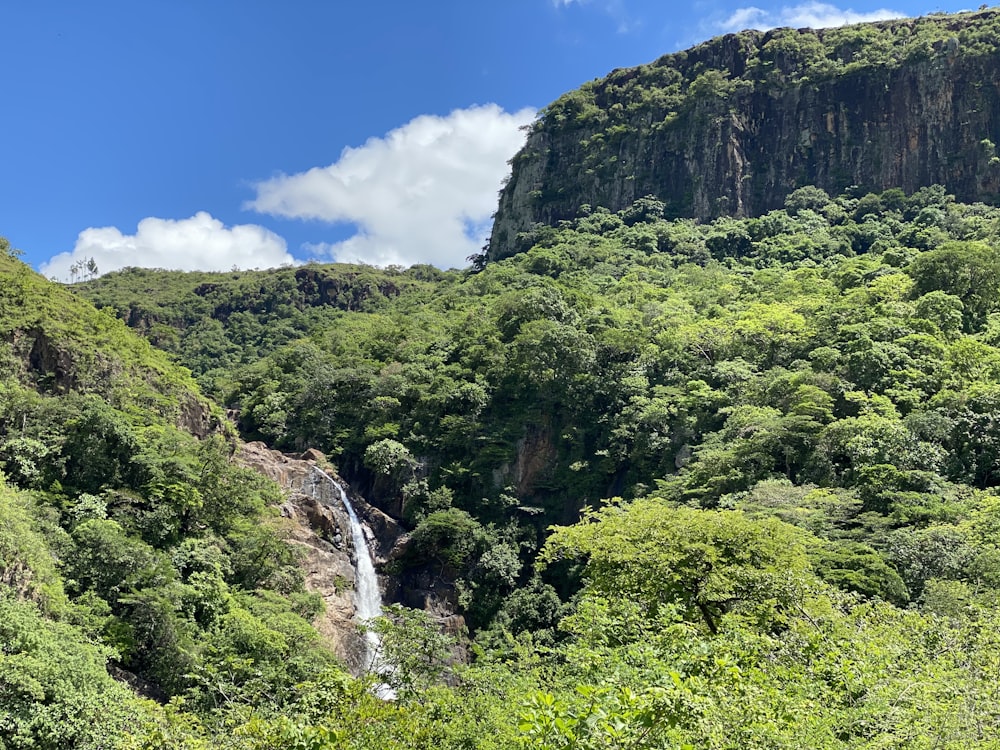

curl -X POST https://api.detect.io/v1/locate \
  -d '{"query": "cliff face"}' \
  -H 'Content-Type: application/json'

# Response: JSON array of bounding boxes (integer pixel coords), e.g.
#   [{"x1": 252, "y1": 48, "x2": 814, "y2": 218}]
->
[
  {"x1": 237, "y1": 442, "x2": 466, "y2": 668},
  {"x1": 488, "y1": 9, "x2": 1000, "y2": 261},
  {"x1": 238, "y1": 442, "x2": 404, "y2": 673}
]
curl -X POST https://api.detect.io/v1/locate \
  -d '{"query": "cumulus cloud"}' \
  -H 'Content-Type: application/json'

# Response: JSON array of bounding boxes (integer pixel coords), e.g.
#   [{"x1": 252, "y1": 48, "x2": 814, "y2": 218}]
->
[
  {"x1": 717, "y1": 2, "x2": 903, "y2": 32},
  {"x1": 247, "y1": 104, "x2": 536, "y2": 269},
  {"x1": 41, "y1": 212, "x2": 295, "y2": 281}
]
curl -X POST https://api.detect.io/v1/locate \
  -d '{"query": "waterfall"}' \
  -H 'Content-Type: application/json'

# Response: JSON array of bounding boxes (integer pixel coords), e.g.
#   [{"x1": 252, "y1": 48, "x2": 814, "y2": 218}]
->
[{"x1": 312, "y1": 468, "x2": 394, "y2": 696}]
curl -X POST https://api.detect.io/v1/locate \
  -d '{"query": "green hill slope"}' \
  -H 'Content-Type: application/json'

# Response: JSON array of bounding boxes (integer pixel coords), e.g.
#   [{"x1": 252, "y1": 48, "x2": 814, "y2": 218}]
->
[
  {"x1": 75, "y1": 262, "x2": 445, "y2": 398},
  {"x1": 42, "y1": 8, "x2": 1000, "y2": 744},
  {"x1": 0, "y1": 251, "x2": 217, "y2": 430},
  {"x1": 78, "y1": 185, "x2": 1000, "y2": 621},
  {"x1": 0, "y1": 246, "x2": 344, "y2": 747},
  {"x1": 73, "y1": 183, "x2": 1000, "y2": 749}
]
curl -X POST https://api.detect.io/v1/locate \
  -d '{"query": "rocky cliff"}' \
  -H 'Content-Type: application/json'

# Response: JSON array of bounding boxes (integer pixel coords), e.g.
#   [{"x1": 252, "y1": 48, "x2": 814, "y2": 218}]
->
[
  {"x1": 488, "y1": 8, "x2": 1000, "y2": 261},
  {"x1": 238, "y1": 442, "x2": 404, "y2": 672},
  {"x1": 237, "y1": 442, "x2": 466, "y2": 670}
]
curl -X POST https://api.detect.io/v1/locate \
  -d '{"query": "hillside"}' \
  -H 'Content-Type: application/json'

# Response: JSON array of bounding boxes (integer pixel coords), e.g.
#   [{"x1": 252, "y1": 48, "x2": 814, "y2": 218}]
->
[
  {"x1": 77, "y1": 185, "x2": 1000, "y2": 612},
  {"x1": 76, "y1": 263, "x2": 446, "y2": 398},
  {"x1": 0, "y1": 248, "x2": 218, "y2": 432},
  {"x1": 0, "y1": 248, "x2": 349, "y2": 747},
  {"x1": 488, "y1": 8, "x2": 1000, "y2": 261},
  {"x1": 20, "y1": 7, "x2": 1000, "y2": 748},
  {"x1": 73, "y1": 183, "x2": 1000, "y2": 747}
]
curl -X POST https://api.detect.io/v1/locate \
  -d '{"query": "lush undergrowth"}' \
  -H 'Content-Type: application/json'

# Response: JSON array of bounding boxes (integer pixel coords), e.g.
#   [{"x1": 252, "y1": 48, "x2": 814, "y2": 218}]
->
[
  {"x1": 0, "y1": 248, "x2": 338, "y2": 747},
  {"x1": 83, "y1": 185, "x2": 1000, "y2": 624}
]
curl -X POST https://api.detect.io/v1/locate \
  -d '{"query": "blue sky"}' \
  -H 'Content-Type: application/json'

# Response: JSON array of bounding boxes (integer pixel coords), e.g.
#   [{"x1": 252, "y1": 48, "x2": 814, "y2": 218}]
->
[{"x1": 0, "y1": 1, "x2": 978, "y2": 278}]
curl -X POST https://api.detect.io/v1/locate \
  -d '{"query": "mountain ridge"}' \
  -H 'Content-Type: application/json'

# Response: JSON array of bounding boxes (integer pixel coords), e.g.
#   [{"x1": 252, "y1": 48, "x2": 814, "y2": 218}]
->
[
  {"x1": 488, "y1": 7, "x2": 1000, "y2": 261},
  {"x1": 17, "y1": 8, "x2": 1000, "y2": 745}
]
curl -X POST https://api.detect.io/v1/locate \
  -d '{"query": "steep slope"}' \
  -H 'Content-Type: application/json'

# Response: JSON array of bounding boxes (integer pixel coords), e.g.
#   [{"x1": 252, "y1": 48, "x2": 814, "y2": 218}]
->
[
  {"x1": 238, "y1": 441, "x2": 406, "y2": 674},
  {"x1": 75, "y1": 262, "x2": 445, "y2": 398},
  {"x1": 80, "y1": 184, "x2": 1000, "y2": 631},
  {"x1": 488, "y1": 8, "x2": 1000, "y2": 261},
  {"x1": 0, "y1": 252, "x2": 220, "y2": 433},
  {"x1": 39, "y1": 8, "x2": 1000, "y2": 744},
  {"x1": 69, "y1": 188, "x2": 1000, "y2": 747},
  {"x1": 0, "y1": 248, "x2": 353, "y2": 739}
]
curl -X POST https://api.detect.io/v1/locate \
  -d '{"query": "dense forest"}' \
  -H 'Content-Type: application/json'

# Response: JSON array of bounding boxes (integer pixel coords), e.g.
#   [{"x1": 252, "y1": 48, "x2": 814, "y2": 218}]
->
[
  {"x1": 10, "y1": 8, "x2": 1000, "y2": 749},
  {"x1": 4, "y1": 183, "x2": 1000, "y2": 747}
]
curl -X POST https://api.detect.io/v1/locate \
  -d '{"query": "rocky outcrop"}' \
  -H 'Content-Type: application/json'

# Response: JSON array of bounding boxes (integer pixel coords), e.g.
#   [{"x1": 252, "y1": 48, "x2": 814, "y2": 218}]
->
[
  {"x1": 488, "y1": 9, "x2": 1000, "y2": 261},
  {"x1": 176, "y1": 395, "x2": 220, "y2": 438},
  {"x1": 239, "y1": 442, "x2": 471, "y2": 667},
  {"x1": 6, "y1": 323, "x2": 221, "y2": 437},
  {"x1": 490, "y1": 425, "x2": 557, "y2": 498},
  {"x1": 24, "y1": 328, "x2": 78, "y2": 391},
  {"x1": 237, "y1": 442, "x2": 404, "y2": 672}
]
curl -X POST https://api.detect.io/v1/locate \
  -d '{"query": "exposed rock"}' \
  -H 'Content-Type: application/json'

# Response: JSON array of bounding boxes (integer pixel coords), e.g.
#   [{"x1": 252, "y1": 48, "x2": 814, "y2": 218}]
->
[
  {"x1": 25, "y1": 329, "x2": 77, "y2": 391},
  {"x1": 176, "y1": 395, "x2": 216, "y2": 438},
  {"x1": 239, "y1": 440, "x2": 300, "y2": 488},
  {"x1": 237, "y1": 442, "x2": 402, "y2": 672},
  {"x1": 386, "y1": 563, "x2": 460, "y2": 617},
  {"x1": 513, "y1": 427, "x2": 557, "y2": 497},
  {"x1": 382, "y1": 531, "x2": 462, "y2": 618},
  {"x1": 491, "y1": 425, "x2": 556, "y2": 497},
  {"x1": 238, "y1": 441, "x2": 467, "y2": 670},
  {"x1": 364, "y1": 505, "x2": 406, "y2": 562},
  {"x1": 291, "y1": 267, "x2": 402, "y2": 311},
  {"x1": 299, "y1": 447, "x2": 326, "y2": 462},
  {"x1": 108, "y1": 663, "x2": 167, "y2": 703}
]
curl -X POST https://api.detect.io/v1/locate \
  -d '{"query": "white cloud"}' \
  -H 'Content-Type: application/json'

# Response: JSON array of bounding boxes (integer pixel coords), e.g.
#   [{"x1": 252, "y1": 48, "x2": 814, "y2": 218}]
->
[
  {"x1": 41, "y1": 212, "x2": 296, "y2": 281},
  {"x1": 248, "y1": 104, "x2": 536, "y2": 269},
  {"x1": 717, "y1": 2, "x2": 903, "y2": 32}
]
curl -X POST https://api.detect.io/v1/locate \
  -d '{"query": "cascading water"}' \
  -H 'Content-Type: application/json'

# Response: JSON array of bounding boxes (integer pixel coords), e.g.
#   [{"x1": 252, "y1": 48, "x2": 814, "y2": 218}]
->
[{"x1": 312, "y1": 468, "x2": 394, "y2": 697}]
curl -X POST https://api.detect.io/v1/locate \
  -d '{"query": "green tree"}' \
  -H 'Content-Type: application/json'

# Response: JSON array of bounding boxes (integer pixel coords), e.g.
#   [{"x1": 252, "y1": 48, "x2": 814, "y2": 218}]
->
[
  {"x1": 60, "y1": 396, "x2": 143, "y2": 494},
  {"x1": 0, "y1": 596, "x2": 151, "y2": 749},
  {"x1": 908, "y1": 241, "x2": 1000, "y2": 331},
  {"x1": 371, "y1": 604, "x2": 458, "y2": 699},
  {"x1": 543, "y1": 500, "x2": 814, "y2": 634}
]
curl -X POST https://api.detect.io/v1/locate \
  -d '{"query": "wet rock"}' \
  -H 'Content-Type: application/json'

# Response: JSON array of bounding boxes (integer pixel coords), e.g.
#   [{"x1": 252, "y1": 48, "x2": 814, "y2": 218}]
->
[
  {"x1": 237, "y1": 441, "x2": 459, "y2": 670},
  {"x1": 237, "y1": 442, "x2": 362, "y2": 668}
]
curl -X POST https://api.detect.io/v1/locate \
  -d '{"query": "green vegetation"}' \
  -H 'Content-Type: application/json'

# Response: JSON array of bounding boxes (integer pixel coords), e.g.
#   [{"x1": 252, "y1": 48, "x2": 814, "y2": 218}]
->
[
  {"x1": 0, "y1": 258, "x2": 340, "y2": 746},
  {"x1": 0, "y1": 254, "x2": 214, "y2": 425},
  {"x1": 75, "y1": 264, "x2": 445, "y2": 399},
  {"x1": 28, "y1": 182, "x2": 1000, "y2": 745},
  {"x1": 13, "y1": 10, "x2": 1000, "y2": 739},
  {"x1": 488, "y1": 7, "x2": 1000, "y2": 257},
  {"x1": 215, "y1": 186, "x2": 1000, "y2": 630},
  {"x1": 9, "y1": 9, "x2": 1000, "y2": 750},
  {"x1": 538, "y1": 8, "x2": 1000, "y2": 136}
]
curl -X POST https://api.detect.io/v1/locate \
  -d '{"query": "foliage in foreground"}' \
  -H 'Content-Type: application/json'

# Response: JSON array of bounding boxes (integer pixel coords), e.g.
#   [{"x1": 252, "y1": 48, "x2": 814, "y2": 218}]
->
[
  {"x1": 115, "y1": 500, "x2": 1000, "y2": 748},
  {"x1": 0, "y1": 256, "x2": 337, "y2": 747}
]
